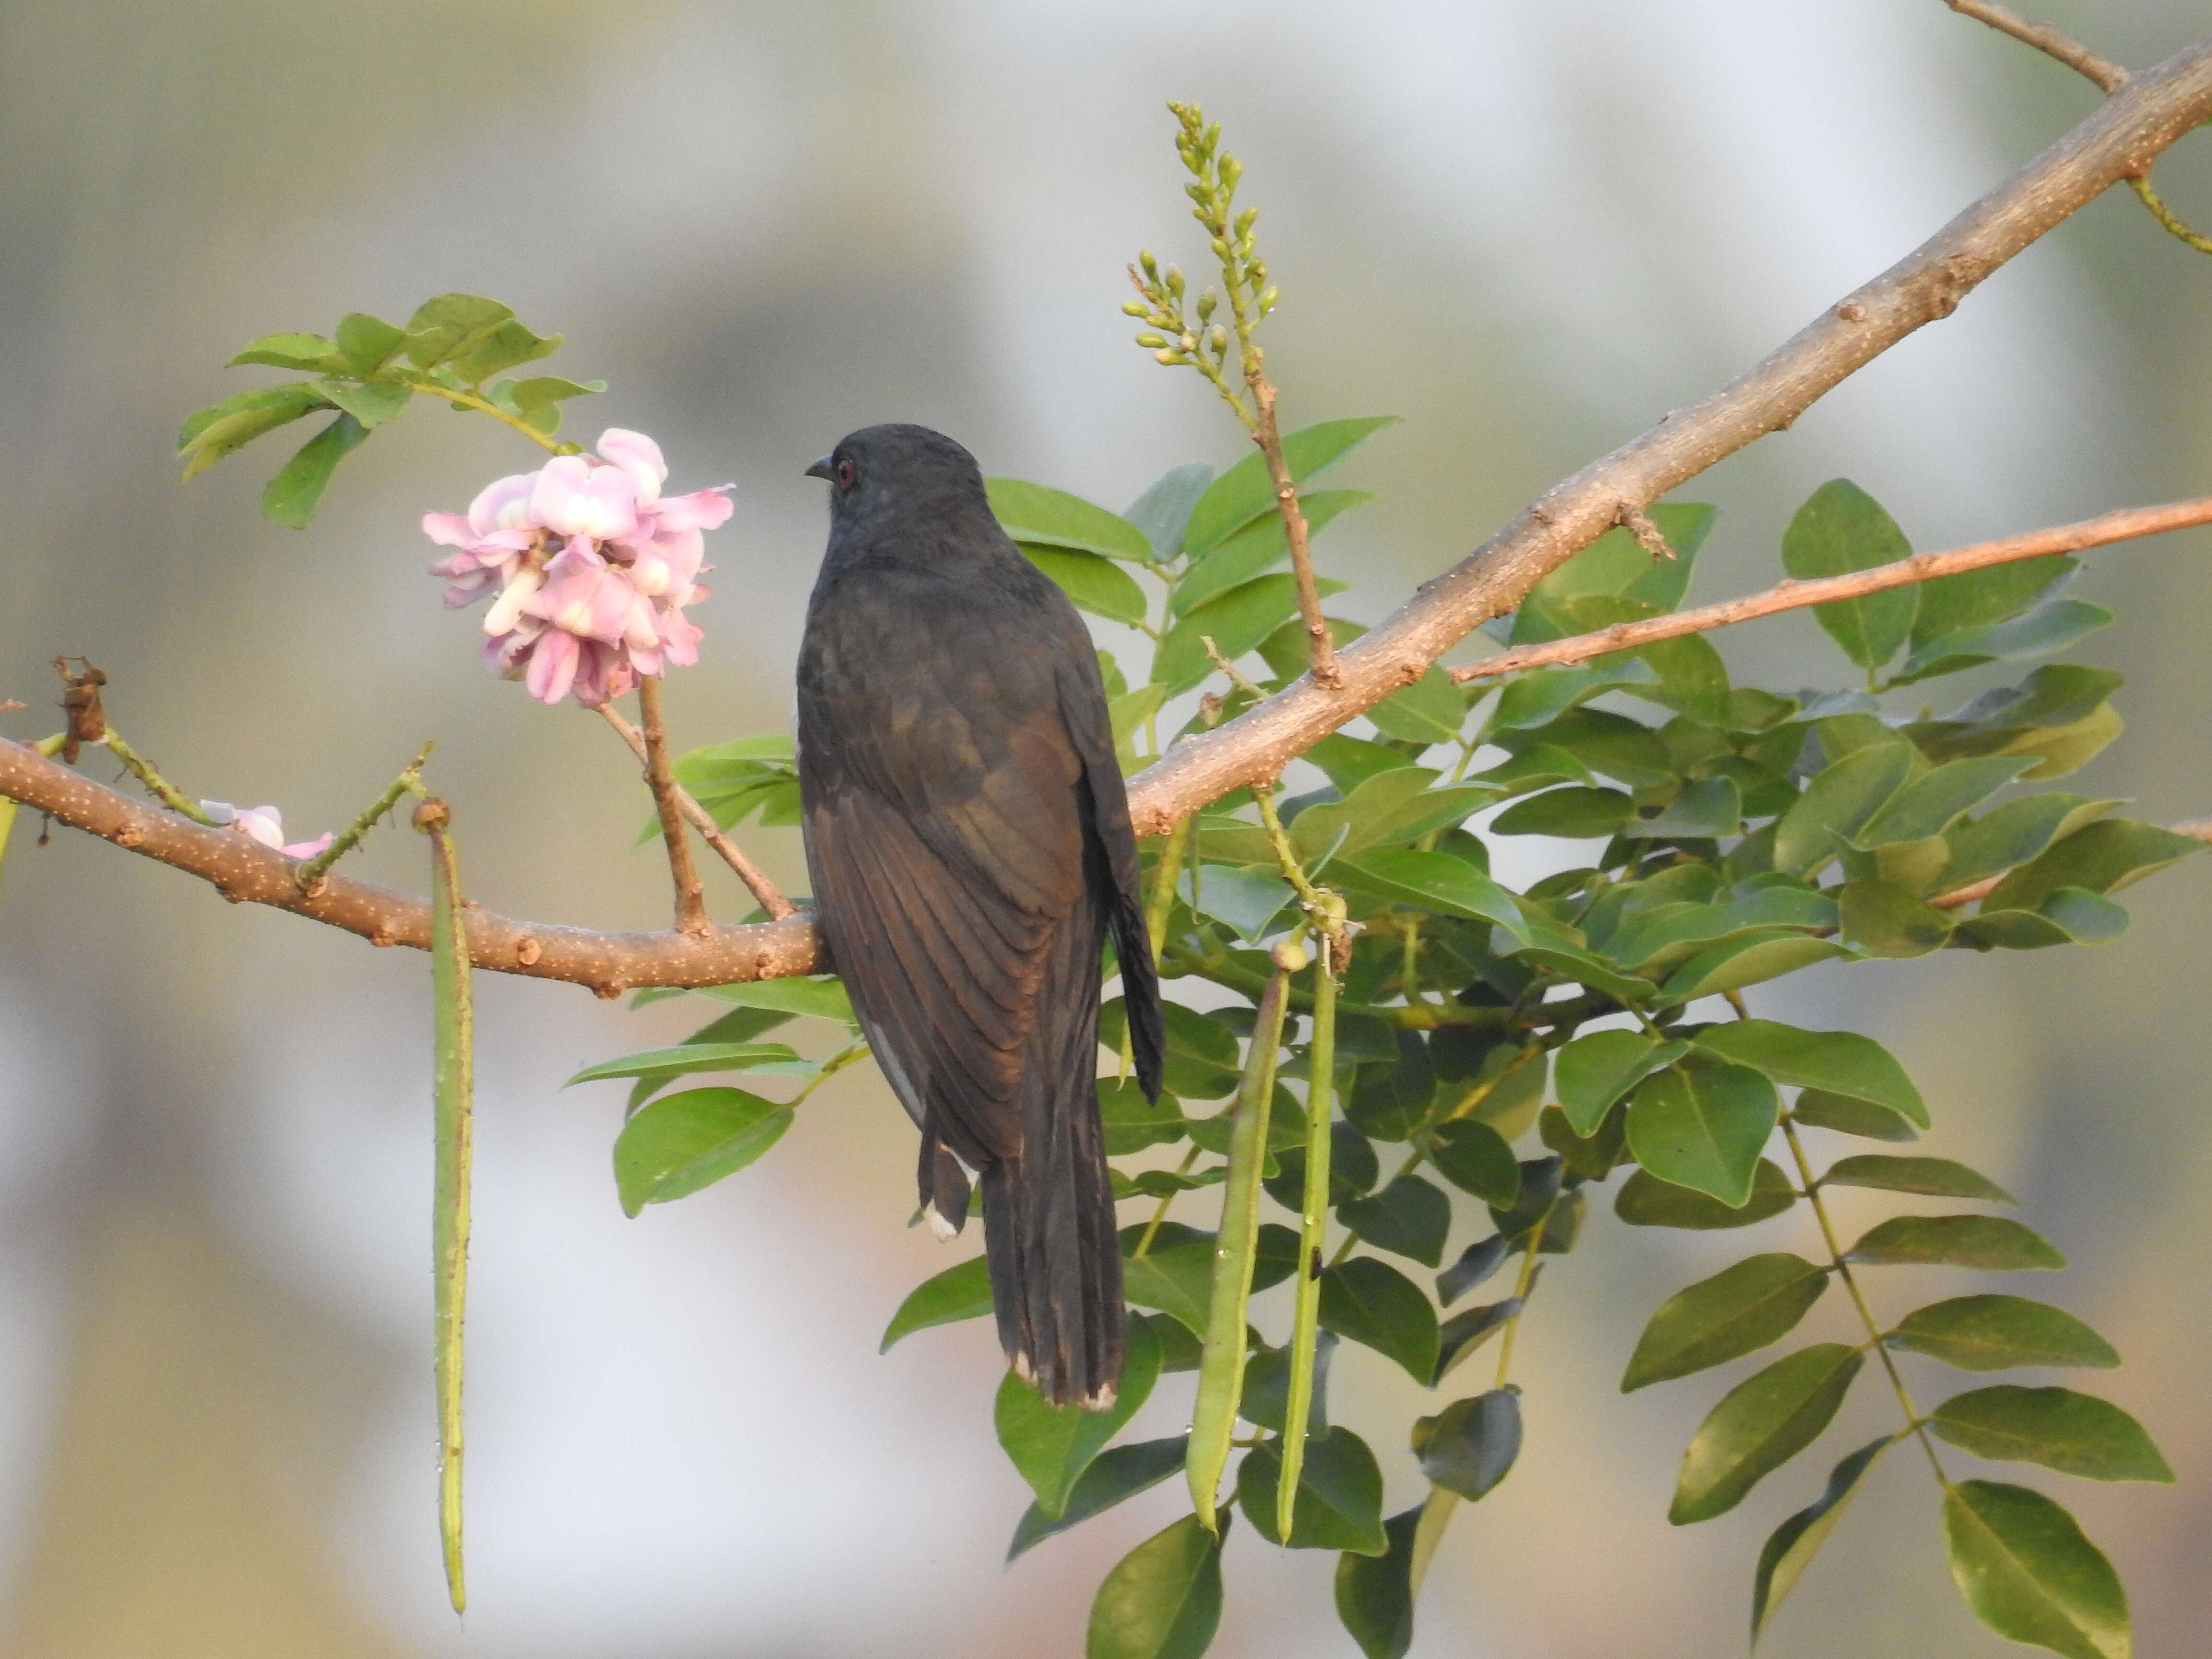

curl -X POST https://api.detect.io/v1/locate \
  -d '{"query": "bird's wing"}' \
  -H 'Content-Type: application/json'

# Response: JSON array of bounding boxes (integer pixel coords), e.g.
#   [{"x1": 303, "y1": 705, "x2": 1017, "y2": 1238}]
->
[{"x1": 802, "y1": 652, "x2": 1094, "y2": 1168}]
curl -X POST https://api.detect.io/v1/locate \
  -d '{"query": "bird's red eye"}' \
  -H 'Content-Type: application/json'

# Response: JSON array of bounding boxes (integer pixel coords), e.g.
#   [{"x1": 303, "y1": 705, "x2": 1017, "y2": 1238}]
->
[{"x1": 836, "y1": 458, "x2": 856, "y2": 486}]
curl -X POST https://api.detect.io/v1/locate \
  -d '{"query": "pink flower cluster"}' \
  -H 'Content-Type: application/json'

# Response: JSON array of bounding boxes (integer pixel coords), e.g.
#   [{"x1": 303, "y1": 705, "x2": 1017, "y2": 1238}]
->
[{"x1": 423, "y1": 429, "x2": 730, "y2": 706}]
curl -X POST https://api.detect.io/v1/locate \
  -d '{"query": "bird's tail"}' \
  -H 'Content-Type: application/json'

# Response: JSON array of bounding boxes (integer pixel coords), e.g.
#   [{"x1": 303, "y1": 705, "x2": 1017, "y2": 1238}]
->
[{"x1": 979, "y1": 914, "x2": 1125, "y2": 1409}]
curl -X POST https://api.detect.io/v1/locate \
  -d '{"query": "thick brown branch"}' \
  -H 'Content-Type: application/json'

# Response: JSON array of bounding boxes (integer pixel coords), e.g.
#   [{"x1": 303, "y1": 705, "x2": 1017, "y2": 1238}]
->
[
  {"x1": 635, "y1": 676, "x2": 710, "y2": 937},
  {"x1": 0, "y1": 737, "x2": 820, "y2": 993},
  {"x1": 1945, "y1": 0, "x2": 2128, "y2": 94},
  {"x1": 594, "y1": 702, "x2": 796, "y2": 919},
  {"x1": 1122, "y1": 33, "x2": 2212, "y2": 836},
  {"x1": 1450, "y1": 494, "x2": 2212, "y2": 684},
  {"x1": 7, "y1": 36, "x2": 2212, "y2": 991}
]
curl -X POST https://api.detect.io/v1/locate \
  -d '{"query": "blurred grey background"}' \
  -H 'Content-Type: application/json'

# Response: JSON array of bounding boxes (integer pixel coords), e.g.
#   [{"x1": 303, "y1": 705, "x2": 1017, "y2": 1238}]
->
[{"x1": 2, "y1": 1, "x2": 2209, "y2": 1654}]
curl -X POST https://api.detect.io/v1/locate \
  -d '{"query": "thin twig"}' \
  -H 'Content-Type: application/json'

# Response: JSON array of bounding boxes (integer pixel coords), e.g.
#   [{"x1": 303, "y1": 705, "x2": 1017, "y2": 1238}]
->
[
  {"x1": 595, "y1": 702, "x2": 795, "y2": 920},
  {"x1": 634, "y1": 676, "x2": 710, "y2": 938},
  {"x1": 1250, "y1": 378, "x2": 1340, "y2": 687},
  {"x1": 99, "y1": 731, "x2": 219, "y2": 825},
  {"x1": 292, "y1": 742, "x2": 434, "y2": 894},
  {"x1": 2128, "y1": 174, "x2": 2212, "y2": 254},
  {"x1": 1451, "y1": 493, "x2": 2212, "y2": 684},
  {"x1": 1943, "y1": 0, "x2": 2127, "y2": 93}
]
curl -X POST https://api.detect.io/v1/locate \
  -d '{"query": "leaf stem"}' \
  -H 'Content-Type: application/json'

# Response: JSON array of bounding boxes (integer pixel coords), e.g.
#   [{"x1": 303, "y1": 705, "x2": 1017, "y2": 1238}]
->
[
  {"x1": 401, "y1": 376, "x2": 566, "y2": 454},
  {"x1": 292, "y1": 741, "x2": 433, "y2": 892},
  {"x1": 97, "y1": 731, "x2": 218, "y2": 824}
]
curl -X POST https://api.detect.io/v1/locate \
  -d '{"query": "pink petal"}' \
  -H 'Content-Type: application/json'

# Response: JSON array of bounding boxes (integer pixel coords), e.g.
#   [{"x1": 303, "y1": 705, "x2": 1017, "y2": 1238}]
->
[
  {"x1": 595, "y1": 429, "x2": 667, "y2": 506},
  {"x1": 526, "y1": 628, "x2": 581, "y2": 704},
  {"x1": 282, "y1": 832, "x2": 336, "y2": 859},
  {"x1": 469, "y1": 472, "x2": 541, "y2": 537},
  {"x1": 422, "y1": 511, "x2": 475, "y2": 548},
  {"x1": 650, "y1": 488, "x2": 733, "y2": 533}
]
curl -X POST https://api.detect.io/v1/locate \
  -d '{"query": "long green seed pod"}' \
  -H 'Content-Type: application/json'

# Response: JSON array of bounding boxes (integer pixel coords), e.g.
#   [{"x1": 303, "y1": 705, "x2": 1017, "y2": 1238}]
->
[{"x1": 1276, "y1": 921, "x2": 1341, "y2": 1539}]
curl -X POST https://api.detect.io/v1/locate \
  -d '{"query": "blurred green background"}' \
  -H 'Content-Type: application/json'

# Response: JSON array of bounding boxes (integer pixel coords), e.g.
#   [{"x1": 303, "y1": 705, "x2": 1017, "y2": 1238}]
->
[{"x1": 2, "y1": 1, "x2": 2208, "y2": 1654}]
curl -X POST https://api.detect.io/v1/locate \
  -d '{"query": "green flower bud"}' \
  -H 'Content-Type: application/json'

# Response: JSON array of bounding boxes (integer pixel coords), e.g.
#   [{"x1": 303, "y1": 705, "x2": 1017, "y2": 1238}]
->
[
  {"x1": 1154, "y1": 348, "x2": 1188, "y2": 365},
  {"x1": 1259, "y1": 286, "x2": 1279, "y2": 314},
  {"x1": 1209, "y1": 325, "x2": 1228, "y2": 353},
  {"x1": 1121, "y1": 300, "x2": 1149, "y2": 317},
  {"x1": 1221, "y1": 155, "x2": 1243, "y2": 192},
  {"x1": 1139, "y1": 250, "x2": 1160, "y2": 280},
  {"x1": 1195, "y1": 289, "x2": 1217, "y2": 324},
  {"x1": 1234, "y1": 206, "x2": 1258, "y2": 237},
  {"x1": 1134, "y1": 333, "x2": 1168, "y2": 349},
  {"x1": 1273, "y1": 937, "x2": 1311, "y2": 972}
]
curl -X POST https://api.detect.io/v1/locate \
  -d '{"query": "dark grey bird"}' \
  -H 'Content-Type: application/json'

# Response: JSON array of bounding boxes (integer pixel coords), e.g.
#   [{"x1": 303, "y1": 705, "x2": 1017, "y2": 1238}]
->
[{"x1": 797, "y1": 423, "x2": 1165, "y2": 1407}]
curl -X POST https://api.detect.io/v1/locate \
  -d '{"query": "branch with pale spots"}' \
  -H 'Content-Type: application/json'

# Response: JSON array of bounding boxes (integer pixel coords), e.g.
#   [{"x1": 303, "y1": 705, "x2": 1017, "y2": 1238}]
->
[{"x1": 7, "y1": 36, "x2": 2212, "y2": 992}]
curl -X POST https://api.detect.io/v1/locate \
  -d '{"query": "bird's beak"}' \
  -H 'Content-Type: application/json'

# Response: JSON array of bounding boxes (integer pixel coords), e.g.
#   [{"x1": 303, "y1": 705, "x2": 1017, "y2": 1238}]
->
[{"x1": 805, "y1": 454, "x2": 835, "y2": 481}]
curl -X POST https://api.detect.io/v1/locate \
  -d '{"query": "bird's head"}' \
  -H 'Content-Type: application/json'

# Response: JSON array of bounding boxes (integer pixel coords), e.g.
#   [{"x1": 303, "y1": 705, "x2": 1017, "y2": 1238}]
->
[{"x1": 806, "y1": 423, "x2": 989, "y2": 532}]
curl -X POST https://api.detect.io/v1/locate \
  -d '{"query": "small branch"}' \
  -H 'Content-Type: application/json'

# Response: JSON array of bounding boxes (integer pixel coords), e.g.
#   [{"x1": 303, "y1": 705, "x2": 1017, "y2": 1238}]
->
[
  {"x1": 1616, "y1": 502, "x2": 1678, "y2": 562},
  {"x1": 634, "y1": 676, "x2": 710, "y2": 938},
  {"x1": 1250, "y1": 378, "x2": 1341, "y2": 688},
  {"x1": 99, "y1": 731, "x2": 220, "y2": 825},
  {"x1": 594, "y1": 702, "x2": 795, "y2": 920},
  {"x1": 1451, "y1": 493, "x2": 2212, "y2": 685},
  {"x1": 0, "y1": 737, "x2": 820, "y2": 992},
  {"x1": 292, "y1": 742, "x2": 434, "y2": 894},
  {"x1": 1930, "y1": 817, "x2": 2212, "y2": 910},
  {"x1": 1943, "y1": 0, "x2": 2127, "y2": 93}
]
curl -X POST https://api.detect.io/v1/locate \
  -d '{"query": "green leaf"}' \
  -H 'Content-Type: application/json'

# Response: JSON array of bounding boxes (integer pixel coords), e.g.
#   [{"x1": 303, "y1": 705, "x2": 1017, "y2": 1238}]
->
[
  {"x1": 1943, "y1": 1481, "x2": 2130, "y2": 1659},
  {"x1": 447, "y1": 316, "x2": 559, "y2": 385},
  {"x1": 334, "y1": 312, "x2": 408, "y2": 374},
  {"x1": 1334, "y1": 1506, "x2": 1422, "y2": 1659},
  {"x1": 1888, "y1": 1296, "x2": 2119, "y2": 1372},
  {"x1": 1101, "y1": 1077, "x2": 1187, "y2": 1155},
  {"x1": 1659, "y1": 932, "x2": 1851, "y2": 1002},
  {"x1": 1181, "y1": 417, "x2": 1399, "y2": 553},
  {"x1": 1773, "y1": 742, "x2": 1918, "y2": 878},
  {"x1": 1892, "y1": 599, "x2": 2114, "y2": 686},
  {"x1": 1291, "y1": 772, "x2": 1497, "y2": 862},
  {"x1": 1416, "y1": 1388, "x2": 1523, "y2": 1502},
  {"x1": 1435, "y1": 1236, "x2": 1512, "y2": 1307},
  {"x1": 311, "y1": 376, "x2": 412, "y2": 429},
  {"x1": 1929, "y1": 1386, "x2": 2172, "y2": 1482},
  {"x1": 1332, "y1": 849, "x2": 1519, "y2": 925},
  {"x1": 1621, "y1": 1253, "x2": 1829, "y2": 1391},
  {"x1": 1174, "y1": 489, "x2": 1372, "y2": 614},
  {"x1": 1366, "y1": 667, "x2": 1470, "y2": 747},
  {"x1": 1751, "y1": 1437, "x2": 1895, "y2": 1643},
  {"x1": 1339, "y1": 1175, "x2": 1452, "y2": 1267},
  {"x1": 1625, "y1": 1062, "x2": 1779, "y2": 1207},
  {"x1": 1153, "y1": 572, "x2": 1348, "y2": 694},
  {"x1": 1692, "y1": 1020, "x2": 1929, "y2": 1127},
  {"x1": 688, "y1": 974, "x2": 857, "y2": 1025},
  {"x1": 880, "y1": 1255, "x2": 994, "y2": 1350},
  {"x1": 1912, "y1": 554, "x2": 2074, "y2": 648},
  {"x1": 1238, "y1": 1333, "x2": 1335, "y2": 1435},
  {"x1": 1433, "y1": 1296, "x2": 1523, "y2": 1384},
  {"x1": 228, "y1": 330, "x2": 348, "y2": 372},
  {"x1": 1940, "y1": 795, "x2": 2117, "y2": 890},
  {"x1": 1428, "y1": 1118, "x2": 1521, "y2": 1208},
  {"x1": 1086, "y1": 1513, "x2": 1226, "y2": 1659},
  {"x1": 1781, "y1": 480, "x2": 1917, "y2": 669},
  {"x1": 1491, "y1": 785, "x2": 1635, "y2": 839},
  {"x1": 1670, "y1": 1343, "x2": 1863, "y2": 1524},
  {"x1": 1846, "y1": 1214, "x2": 2065, "y2": 1270},
  {"x1": 1541, "y1": 1100, "x2": 1631, "y2": 1181},
  {"x1": 565, "y1": 1042, "x2": 800, "y2": 1085},
  {"x1": 1238, "y1": 1427, "x2": 1389, "y2": 1553},
  {"x1": 1124, "y1": 461, "x2": 1214, "y2": 558},
  {"x1": 505, "y1": 374, "x2": 605, "y2": 412},
  {"x1": 1554, "y1": 1030, "x2": 1684, "y2": 1135},
  {"x1": 998, "y1": 1317, "x2": 1163, "y2": 1517},
  {"x1": 1955, "y1": 888, "x2": 2130, "y2": 950},
  {"x1": 1103, "y1": 1001, "x2": 1239, "y2": 1098},
  {"x1": 177, "y1": 384, "x2": 332, "y2": 477},
  {"x1": 612, "y1": 1087, "x2": 792, "y2": 1215},
  {"x1": 1509, "y1": 503, "x2": 1717, "y2": 642},
  {"x1": 1792, "y1": 1089, "x2": 1921, "y2": 1141},
  {"x1": 1009, "y1": 1436, "x2": 1189, "y2": 1561},
  {"x1": 1839, "y1": 878, "x2": 1956, "y2": 957},
  {"x1": 403, "y1": 293, "x2": 517, "y2": 369},
  {"x1": 1021, "y1": 544, "x2": 1153, "y2": 626},
  {"x1": 260, "y1": 413, "x2": 369, "y2": 528},
  {"x1": 1119, "y1": 1224, "x2": 1217, "y2": 1336},
  {"x1": 1823, "y1": 1154, "x2": 2012, "y2": 1202},
  {"x1": 1622, "y1": 775, "x2": 1742, "y2": 841},
  {"x1": 1319, "y1": 1257, "x2": 1441, "y2": 1382},
  {"x1": 1856, "y1": 756, "x2": 2037, "y2": 845},
  {"x1": 1178, "y1": 865, "x2": 1296, "y2": 941},
  {"x1": 1487, "y1": 660, "x2": 1660, "y2": 730},
  {"x1": 1615, "y1": 1159, "x2": 1796, "y2": 1229},
  {"x1": 1986, "y1": 818, "x2": 2207, "y2": 913}
]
